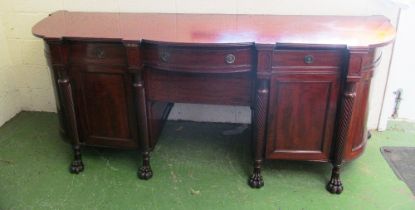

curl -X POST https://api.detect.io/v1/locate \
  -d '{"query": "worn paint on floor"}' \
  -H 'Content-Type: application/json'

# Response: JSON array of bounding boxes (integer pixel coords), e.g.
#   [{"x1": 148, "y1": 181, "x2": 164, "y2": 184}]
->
[{"x1": 0, "y1": 112, "x2": 414, "y2": 209}]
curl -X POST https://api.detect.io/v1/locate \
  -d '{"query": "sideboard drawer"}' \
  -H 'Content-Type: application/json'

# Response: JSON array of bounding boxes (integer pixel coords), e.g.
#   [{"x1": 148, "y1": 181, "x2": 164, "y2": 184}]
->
[
  {"x1": 273, "y1": 50, "x2": 343, "y2": 67},
  {"x1": 142, "y1": 44, "x2": 254, "y2": 73},
  {"x1": 70, "y1": 42, "x2": 126, "y2": 65}
]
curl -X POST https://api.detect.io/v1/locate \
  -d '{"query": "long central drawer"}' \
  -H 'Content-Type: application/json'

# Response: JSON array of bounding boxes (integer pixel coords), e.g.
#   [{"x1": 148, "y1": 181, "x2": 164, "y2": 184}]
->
[
  {"x1": 141, "y1": 42, "x2": 254, "y2": 73},
  {"x1": 142, "y1": 42, "x2": 255, "y2": 106}
]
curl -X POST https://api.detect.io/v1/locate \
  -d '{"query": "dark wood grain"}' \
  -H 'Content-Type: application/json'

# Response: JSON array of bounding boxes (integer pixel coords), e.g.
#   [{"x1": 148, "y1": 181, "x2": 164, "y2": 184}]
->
[
  {"x1": 142, "y1": 43, "x2": 254, "y2": 73},
  {"x1": 69, "y1": 42, "x2": 126, "y2": 65},
  {"x1": 344, "y1": 49, "x2": 380, "y2": 161},
  {"x1": 34, "y1": 12, "x2": 395, "y2": 194},
  {"x1": 266, "y1": 73, "x2": 341, "y2": 161},
  {"x1": 45, "y1": 41, "x2": 84, "y2": 173},
  {"x1": 71, "y1": 66, "x2": 138, "y2": 148},
  {"x1": 67, "y1": 42, "x2": 138, "y2": 149},
  {"x1": 248, "y1": 46, "x2": 273, "y2": 188},
  {"x1": 327, "y1": 82, "x2": 357, "y2": 194},
  {"x1": 33, "y1": 11, "x2": 395, "y2": 48},
  {"x1": 145, "y1": 69, "x2": 253, "y2": 106},
  {"x1": 272, "y1": 50, "x2": 343, "y2": 67},
  {"x1": 248, "y1": 79, "x2": 269, "y2": 188}
]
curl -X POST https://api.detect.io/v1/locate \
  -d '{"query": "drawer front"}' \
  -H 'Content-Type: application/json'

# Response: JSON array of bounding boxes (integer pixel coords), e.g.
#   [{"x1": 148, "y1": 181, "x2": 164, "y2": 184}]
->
[
  {"x1": 145, "y1": 69, "x2": 252, "y2": 106},
  {"x1": 273, "y1": 50, "x2": 343, "y2": 67},
  {"x1": 70, "y1": 42, "x2": 126, "y2": 66},
  {"x1": 142, "y1": 44, "x2": 254, "y2": 73}
]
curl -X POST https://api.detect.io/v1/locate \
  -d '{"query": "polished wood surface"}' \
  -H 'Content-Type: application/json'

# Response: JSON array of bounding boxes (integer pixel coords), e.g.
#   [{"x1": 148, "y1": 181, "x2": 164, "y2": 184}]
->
[
  {"x1": 145, "y1": 70, "x2": 253, "y2": 106},
  {"x1": 34, "y1": 11, "x2": 395, "y2": 194},
  {"x1": 272, "y1": 49, "x2": 343, "y2": 67},
  {"x1": 33, "y1": 11, "x2": 395, "y2": 48},
  {"x1": 266, "y1": 72, "x2": 341, "y2": 161},
  {"x1": 142, "y1": 43, "x2": 254, "y2": 73}
]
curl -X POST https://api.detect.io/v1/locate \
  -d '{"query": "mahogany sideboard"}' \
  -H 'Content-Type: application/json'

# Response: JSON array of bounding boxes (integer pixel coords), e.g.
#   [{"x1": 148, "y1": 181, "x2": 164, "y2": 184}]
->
[{"x1": 32, "y1": 11, "x2": 395, "y2": 194}]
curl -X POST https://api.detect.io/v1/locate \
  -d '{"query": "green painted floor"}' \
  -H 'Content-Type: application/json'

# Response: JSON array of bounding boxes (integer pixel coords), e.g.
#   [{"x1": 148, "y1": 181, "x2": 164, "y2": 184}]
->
[{"x1": 0, "y1": 112, "x2": 414, "y2": 210}]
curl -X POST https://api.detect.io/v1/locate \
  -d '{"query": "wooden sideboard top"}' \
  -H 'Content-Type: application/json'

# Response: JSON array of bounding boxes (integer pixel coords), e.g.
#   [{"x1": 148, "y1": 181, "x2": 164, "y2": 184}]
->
[{"x1": 32, "y1": 10, "x2": 395, "y2": 48}]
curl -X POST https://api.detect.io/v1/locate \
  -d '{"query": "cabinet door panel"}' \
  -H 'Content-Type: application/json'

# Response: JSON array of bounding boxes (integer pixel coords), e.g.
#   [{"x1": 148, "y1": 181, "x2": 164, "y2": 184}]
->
[
  {"x1": 71, "y1": 65, "x2": 138, "y2": 148},
  {"x1": 266, "y1": 73, "x2": 340, "y2": 161}
]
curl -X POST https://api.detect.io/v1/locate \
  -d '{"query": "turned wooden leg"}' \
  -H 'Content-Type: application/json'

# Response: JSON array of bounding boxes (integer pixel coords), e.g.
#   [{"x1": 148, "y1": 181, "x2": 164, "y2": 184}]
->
[
  {"x1": 55, "y1": 60, "x2": 84, "y2": 175},
  {"x1": 138, "y1": 151, "x2": 153, "y2": 180},
  {"x1": 131, "y1": 68, "x2": 153, "y2": 180},
  {"x1": 69, "y1": 144, "x2": 84, "y2": 174},
  {"x1": 327, "y1": 82, "x2": 356, "y2": 194},
  {"x1": 248, "y1": 79, "x2": 269, "y2": 189}
]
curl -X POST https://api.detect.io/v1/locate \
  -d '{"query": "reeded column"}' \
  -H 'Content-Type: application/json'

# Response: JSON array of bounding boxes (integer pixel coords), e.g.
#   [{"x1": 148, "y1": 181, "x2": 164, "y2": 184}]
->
[
  {"x1": 124, "y1": 42, "x2": 153, "y2": 180},
  {"x1": 47, "y1": 40, "x2": 84, "y2": 174},
  {"x1": 248, "y1": 44, "x2": 273, "y2": 188},
  {"x1": 327, "y1": 48, "x2": 368, "y2": 194}
]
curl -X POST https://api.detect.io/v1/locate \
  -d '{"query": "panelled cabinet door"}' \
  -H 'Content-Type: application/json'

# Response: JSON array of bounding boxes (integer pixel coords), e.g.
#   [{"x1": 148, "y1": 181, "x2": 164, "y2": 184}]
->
[
  {"x1": 69, "y1": 42, "x2": 138, "y2": 148},
  {"x1": 266, "y1": 70, "x2": 341, "y2": 161}
]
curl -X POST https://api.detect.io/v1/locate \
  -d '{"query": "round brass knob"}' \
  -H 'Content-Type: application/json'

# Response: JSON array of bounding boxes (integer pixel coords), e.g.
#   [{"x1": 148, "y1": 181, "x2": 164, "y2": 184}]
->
[
  {"x1": 304, "y1": 55, "x2": 314, "y2": 64},
  {"x1": 160, "y1": 51, "x2": 170, "y2": 63},
  {"x1": 225, "y1": 54, "x2": 236, "y2": 64},
  {"x1": 95, "y1": 48, "x2": 105, "y2": 59}
]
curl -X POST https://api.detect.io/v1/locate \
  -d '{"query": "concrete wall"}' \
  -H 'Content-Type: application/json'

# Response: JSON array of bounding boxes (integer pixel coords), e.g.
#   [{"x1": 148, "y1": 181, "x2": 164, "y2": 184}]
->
[
  {"x1": 0, "y1": 0, "x2": 399, "y2": 128},
  {"x1": 378, "y1": 5, "x2": 415, "y2": 130},
  {"x1": 0, "y1": 14, "x2": 20, "y2": 126}
]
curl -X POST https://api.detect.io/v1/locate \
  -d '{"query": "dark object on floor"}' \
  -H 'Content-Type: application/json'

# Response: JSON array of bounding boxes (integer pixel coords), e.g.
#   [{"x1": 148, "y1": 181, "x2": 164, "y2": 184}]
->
[{"x1": 381, "y1": 146, "x2": 415, "y2": 194}]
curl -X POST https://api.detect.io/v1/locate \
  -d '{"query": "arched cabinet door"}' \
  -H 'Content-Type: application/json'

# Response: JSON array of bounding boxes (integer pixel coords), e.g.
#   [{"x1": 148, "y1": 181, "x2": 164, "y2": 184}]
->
[{"x1": 344, "y1": 48, "x2": 381, "y2": 161}]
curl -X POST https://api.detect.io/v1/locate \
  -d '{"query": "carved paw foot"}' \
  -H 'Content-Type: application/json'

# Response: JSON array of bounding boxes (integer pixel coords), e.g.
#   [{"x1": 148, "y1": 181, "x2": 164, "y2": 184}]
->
[
  {"x1": 69, "y1": 160, "x2": 84, "y2": 174},
  {"x1": 248, "y1": 173, "x2": 264, "y2": 188},
  {"x1": 327, "y1": 178, "x2": 343, "y2": 194},
  {"x1": 138, "y1": 166, "x2": 153, "y2": 180}
]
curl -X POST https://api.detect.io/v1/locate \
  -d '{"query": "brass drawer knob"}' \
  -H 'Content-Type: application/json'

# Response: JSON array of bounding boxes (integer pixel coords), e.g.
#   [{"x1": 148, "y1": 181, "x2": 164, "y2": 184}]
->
[
  {"x1": 95, "y1": 48, "x2": 105, "y2": 59},
  {"x1": 225, "y1": 54, "x2": 236, "y2": 64},
  {"x1": 304, "y1": 55, "x2": 314, "y2": 64},
  {"x1": 160, "y1": 51, "x2": 170, "y2": 63}
]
